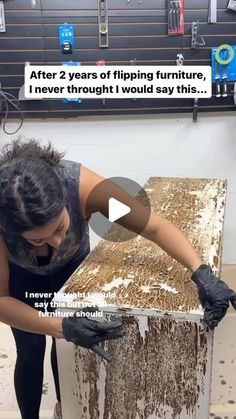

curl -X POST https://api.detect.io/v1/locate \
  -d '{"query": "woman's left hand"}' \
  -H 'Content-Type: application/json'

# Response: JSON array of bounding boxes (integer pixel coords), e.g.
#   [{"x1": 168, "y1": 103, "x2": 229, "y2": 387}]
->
[{"x1": 191, "y1": 264, "x2": 236, "y2": 329}]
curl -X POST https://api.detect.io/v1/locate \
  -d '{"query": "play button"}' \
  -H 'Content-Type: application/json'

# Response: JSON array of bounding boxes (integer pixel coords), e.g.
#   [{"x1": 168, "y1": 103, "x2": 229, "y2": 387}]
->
[
  {"x1": 108, "y1": 198, "x2": 131, "y2": 222},
  {"x1": 87, "y1": 176, "x2": 151, "y2": 242}
]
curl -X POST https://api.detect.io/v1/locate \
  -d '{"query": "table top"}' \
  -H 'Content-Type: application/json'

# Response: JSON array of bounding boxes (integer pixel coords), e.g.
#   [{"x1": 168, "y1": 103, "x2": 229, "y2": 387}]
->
[{"x1": 60, "y1": 177, "x2": 226, "y2": 315}]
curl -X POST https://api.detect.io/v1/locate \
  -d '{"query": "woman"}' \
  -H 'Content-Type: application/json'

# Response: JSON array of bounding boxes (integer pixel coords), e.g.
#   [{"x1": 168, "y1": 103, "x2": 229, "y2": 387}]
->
[{"x1": 0, "y1": 138, "x2": 235, "y2": 419}]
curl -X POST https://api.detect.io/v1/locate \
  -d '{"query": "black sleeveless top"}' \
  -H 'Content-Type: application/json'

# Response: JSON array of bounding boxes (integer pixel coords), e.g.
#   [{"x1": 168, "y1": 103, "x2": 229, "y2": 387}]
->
[{"x1": 3, "y1": 159, "x2": 90, "y2": 275}]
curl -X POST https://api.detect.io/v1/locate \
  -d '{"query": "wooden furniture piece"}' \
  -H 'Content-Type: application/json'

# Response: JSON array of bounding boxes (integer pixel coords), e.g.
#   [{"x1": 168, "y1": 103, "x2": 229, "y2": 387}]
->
[{"x1": 54, "y1": 177, "x2": 226, "y2": 419}]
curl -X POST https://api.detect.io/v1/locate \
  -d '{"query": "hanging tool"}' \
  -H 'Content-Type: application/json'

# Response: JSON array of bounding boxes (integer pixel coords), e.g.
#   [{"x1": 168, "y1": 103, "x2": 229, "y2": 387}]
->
[
  {"x1": 192, "y1": 97, "x2": 199, "y2": 122},
  {"x1": 192, "y1": 98, "x2": 198, "y2": 123},
  {"x1": 0, "y1": 84, "x2": 24, "y2": 134},
  {"x1": 214, "y1": 58, "x2": 221, "y2": 97},
  {"x1": 215, "y1": 44, "x2": 234, "y2": 66},
  {"x1": 98, "y1": 0, "x2": 109, "y2": 48},
  {"x1": 214, "y1": 44, "x2": 234, "y2": 97},
  {"x1": 191, "y1": 21, "x2": 205, "y2": 49},
  {"x1": 58, "y1": 23, "x2": 74, "y2": 54},
  {"x1": 19, "y1": 62, "x2": 43, "y2": 101},
  {"x1": 96, "y1": 60, "x2": 106, "y2": 106},
  {"x1": 130, "y1": 58, "x2": 137, "y2": 102},
  {"x1": 222, "y1": 51, "x2": 228, "y2": 97},
  {"x1": 176, "y1": 53, "x2": 198, "y2": 120},
  {"x1": 222, "y1": 64, "x2": 228, "y2": 97},
  {"x1": 168, "y1": 0, "x2": 184, "y2": 36},
  {"x1": 176, "y1": 53, "x2": 198, "y2": 122},
  {"x1": 208, "y1": 0, "x2": 217, "y2": 23},
  {"x1": 62, "y1": 61, "x2": 82, "y2": 103},
  {"x1": 227, "y1": 0, "x2": 236, "y2": 11},
  {"x1": 232, "y1": 82, "x2": 236, "y2": 104},
  {"x1": 176, "y1": 53, "x2": 184, "y2": 66},
  {"x1": 172, "y1": 2, "x2": 177, "y2": 32},
  {"x1": 0, "y1": 1, "x2": 5, "y2": 32},
  {"x1": 168, "y1": 2, "x2": 174, "y2": 33},
  {"x1": 175, "y1": 1, "x2": 180, "y2": 32},
  {"x1": 208, "y1": 0, "x2": 217, "y2": 22},
  {"x1": 61, "y1": 61, "x2": 82, "y2": 103}
]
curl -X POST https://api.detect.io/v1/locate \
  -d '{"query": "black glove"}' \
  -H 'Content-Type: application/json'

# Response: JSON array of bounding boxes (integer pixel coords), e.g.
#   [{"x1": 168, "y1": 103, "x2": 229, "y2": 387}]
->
[
  {"x1": 62, "y1": 307, "x2": 124, "y2": 361},
  {"x1": 192, "y1": 264, "x2": 236, "y2": 329}
]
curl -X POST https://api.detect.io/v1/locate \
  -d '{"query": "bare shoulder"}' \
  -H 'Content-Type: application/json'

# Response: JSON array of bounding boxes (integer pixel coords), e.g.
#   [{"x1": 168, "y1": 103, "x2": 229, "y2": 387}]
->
[
  {"x1": 79, "y1": 165, "x2": 106, "y2": 218},
  {"x1": 0, "y1": 233, "x2": 8, "y2": 256},
  {"x1": 78, "y1": 166, "x2": 153, "y2": 237},
  {"x1": 0, "y1": 234, "x2": 9, "y2": 296}
]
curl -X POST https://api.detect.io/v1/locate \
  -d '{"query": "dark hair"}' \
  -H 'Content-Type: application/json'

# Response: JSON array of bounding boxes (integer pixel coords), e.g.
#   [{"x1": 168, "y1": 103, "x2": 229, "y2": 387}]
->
[{"x1": 0, "y1": 137, "x2": 66, "y2": 234}]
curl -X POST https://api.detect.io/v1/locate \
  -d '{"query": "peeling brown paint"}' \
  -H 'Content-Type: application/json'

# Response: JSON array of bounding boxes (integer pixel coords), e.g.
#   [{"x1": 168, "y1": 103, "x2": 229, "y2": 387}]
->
[
  {"x1": 72, "y1": 317, "x2": 209, "y2": 419},
  {"x1": 58, "y1": 177, "x2": 226, "y2": 419},
  {"x1": 66, "y1": 178, "x2": 226, "y2": 314}
]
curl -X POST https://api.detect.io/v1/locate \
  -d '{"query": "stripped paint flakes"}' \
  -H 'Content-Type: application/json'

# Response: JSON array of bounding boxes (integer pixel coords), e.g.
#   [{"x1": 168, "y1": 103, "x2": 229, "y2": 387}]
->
[
  {"x1": 72, "y1": 316, "x2": 210, "y2": 419},
  {"x1": 89, "y1": 267, "x2": 100, "y2": 276},
  {"x1": 59, "y1": 177, "x2": 225, "y2": 419},
  {"x1": 81, "y1": 292, "x2": 112, "y2": 308},
  {"x1": 65, "y1": 178, "x2": 226, "y2": 314},
  {"x1": 158, "y1": 282, "x2": 179, "y2": 294},
  {"x1": 189, "y1": 305, "x2": 204, "y2": 315},
  {"x1": 140, "y1": 285, "x2": 151, "y2": 293},
  {"x1": 101, "y1": 277, "x2": 133, "y2": 292}
]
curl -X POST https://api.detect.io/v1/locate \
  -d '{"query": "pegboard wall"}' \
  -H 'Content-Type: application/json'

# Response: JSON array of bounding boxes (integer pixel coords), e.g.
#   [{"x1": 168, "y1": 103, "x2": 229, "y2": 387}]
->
[{"x1": 1, "y1": 0, "x2": 236, "y2": 119}]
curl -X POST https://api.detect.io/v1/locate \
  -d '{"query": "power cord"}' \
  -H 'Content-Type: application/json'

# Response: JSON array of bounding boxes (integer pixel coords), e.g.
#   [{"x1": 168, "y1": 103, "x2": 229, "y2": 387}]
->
[{"x1": 0, "y1": 88, "x2": 24, "y2": 135}]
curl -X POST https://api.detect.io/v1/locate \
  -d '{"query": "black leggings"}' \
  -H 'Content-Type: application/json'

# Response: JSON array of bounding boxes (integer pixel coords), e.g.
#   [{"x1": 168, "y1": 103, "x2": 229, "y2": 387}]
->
[
  {"x1": 10, "y1": 328, "x2": 59, "y2": 419},
  {"x1": 8, "y1": 254, "x2": 88, "y2": 419}
]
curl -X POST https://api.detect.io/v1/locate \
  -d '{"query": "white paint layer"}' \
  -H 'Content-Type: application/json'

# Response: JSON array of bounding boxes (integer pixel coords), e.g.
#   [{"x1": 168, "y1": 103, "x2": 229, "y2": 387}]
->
[
  {"x1": 102, "y1": 277, "x2": 133, "y2": 292},
  {"x1": 140, "y1": 285, "x2": 151, "y2": 293},
  {"x1": 159, "y1": 283, "x2": 179, "y2": 294},
  {"x1": 138, "y1": 315, "x2": 149, "y2": 341}
]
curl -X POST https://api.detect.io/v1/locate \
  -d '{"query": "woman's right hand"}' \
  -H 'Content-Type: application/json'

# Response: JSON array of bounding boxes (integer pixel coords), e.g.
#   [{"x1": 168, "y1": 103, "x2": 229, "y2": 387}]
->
[
  {"x1": 192, "y1": 264, "x2": 236, "y2": 329},
  {"x1": 62, "y1": 310, "x2": 124, "y2": 361}
]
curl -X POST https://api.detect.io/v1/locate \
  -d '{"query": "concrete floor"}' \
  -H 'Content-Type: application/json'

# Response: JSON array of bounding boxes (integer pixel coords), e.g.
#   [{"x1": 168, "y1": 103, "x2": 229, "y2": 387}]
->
[{"x1": 0, "y1": 264, "x2": 236, "y2": 419}]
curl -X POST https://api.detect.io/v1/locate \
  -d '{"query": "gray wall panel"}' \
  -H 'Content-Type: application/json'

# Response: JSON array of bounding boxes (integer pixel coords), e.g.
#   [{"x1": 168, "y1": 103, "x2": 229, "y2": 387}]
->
[{"x1": 0, "y1": 0, "x2": 235, "y2": 118}]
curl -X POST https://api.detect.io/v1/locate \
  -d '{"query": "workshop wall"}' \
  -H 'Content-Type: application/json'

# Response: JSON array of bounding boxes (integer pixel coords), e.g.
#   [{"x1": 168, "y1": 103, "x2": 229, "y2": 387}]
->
[
  {"x1": 0, "y1": 0, "x2": 236, "y2": 119},
  {"x1": 1, "y1": 113, "x2": 236, "y2": 264}
]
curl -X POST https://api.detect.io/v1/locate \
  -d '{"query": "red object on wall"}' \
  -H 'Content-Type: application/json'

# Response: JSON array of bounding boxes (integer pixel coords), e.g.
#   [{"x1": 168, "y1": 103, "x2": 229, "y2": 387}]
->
[
  {"x1": 167, "y1": 0, "x2": 184, "y2": 36},
  {"x1": 96, "y1": 60, "x2": 106, "y2": 66}
]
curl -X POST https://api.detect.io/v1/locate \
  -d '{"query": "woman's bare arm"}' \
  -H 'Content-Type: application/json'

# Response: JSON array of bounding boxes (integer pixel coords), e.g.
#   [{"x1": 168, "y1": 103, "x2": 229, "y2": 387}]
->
[{"x1": 79, "y1": 165, "x2": 202, "y2": 272}]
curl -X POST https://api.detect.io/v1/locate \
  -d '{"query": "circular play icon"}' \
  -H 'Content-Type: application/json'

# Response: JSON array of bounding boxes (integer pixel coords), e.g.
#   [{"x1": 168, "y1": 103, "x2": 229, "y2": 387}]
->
[{"x1": 87, "y1": 177, "x2": 151, "y2": 242}]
